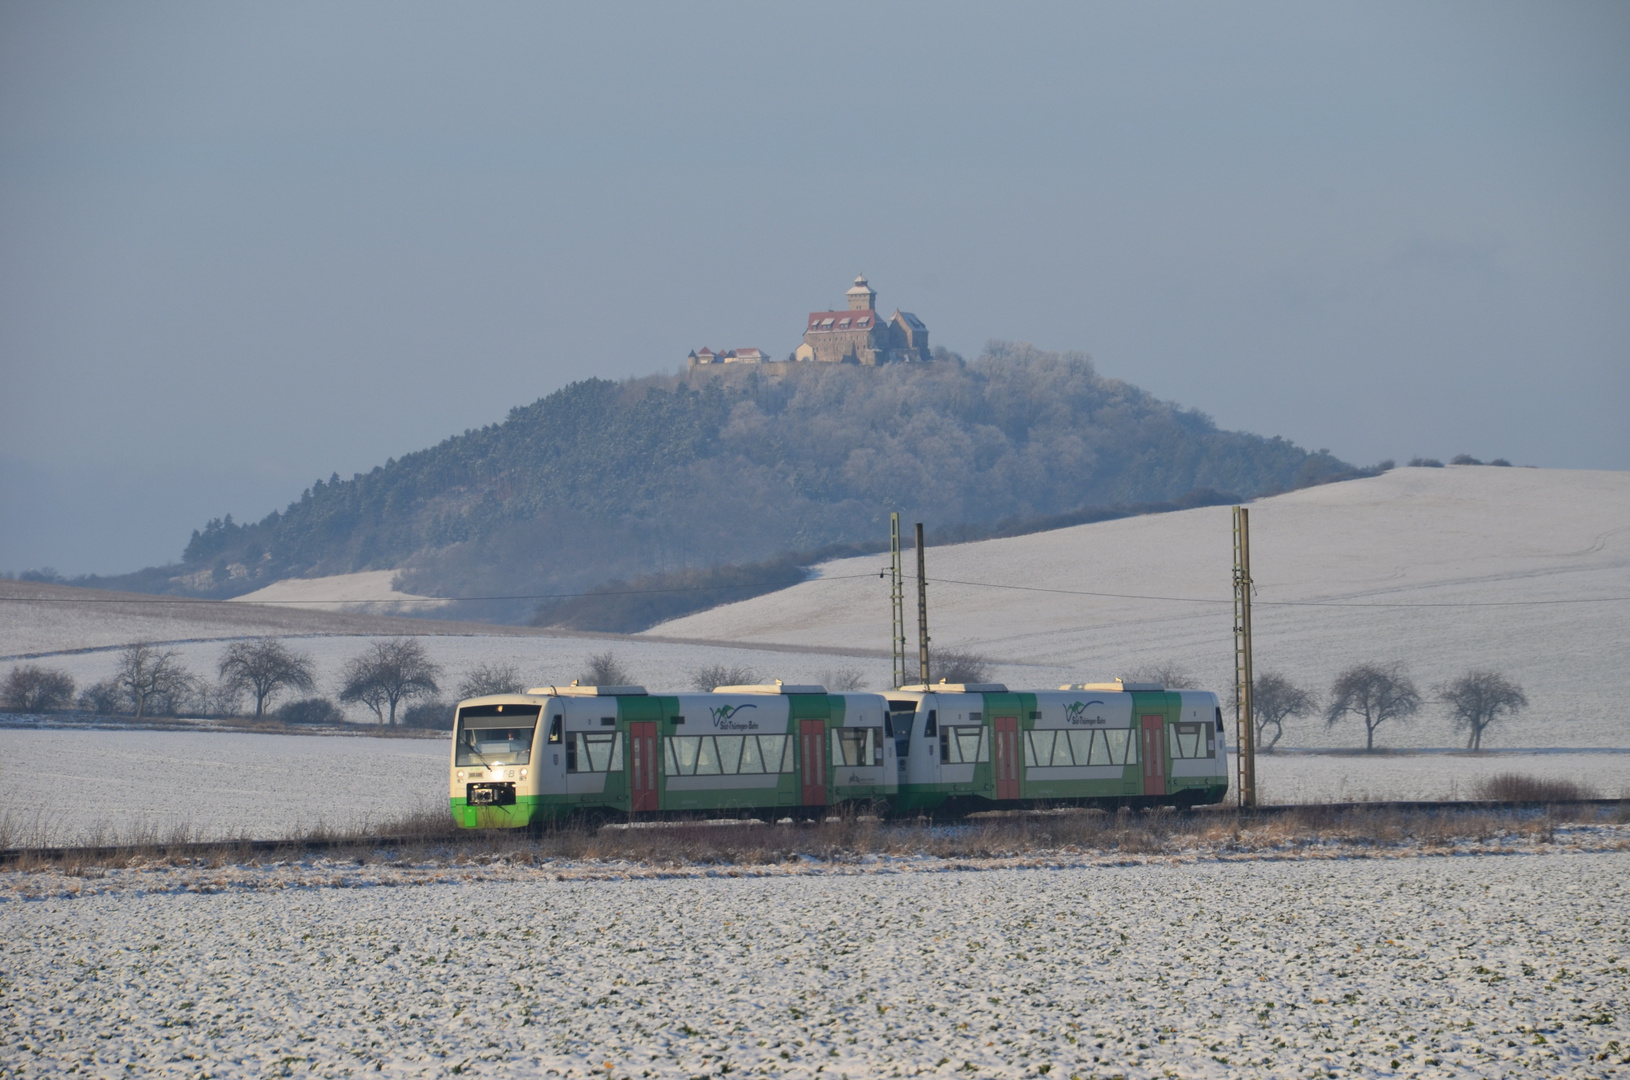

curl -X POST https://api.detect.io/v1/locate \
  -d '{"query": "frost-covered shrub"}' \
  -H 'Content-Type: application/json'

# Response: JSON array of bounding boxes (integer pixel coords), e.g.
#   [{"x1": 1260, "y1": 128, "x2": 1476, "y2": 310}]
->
[
  {"x1": 1407, "y1": 457, "x2": 1444, "y2": 468},
  {"x1": 77, "y1": 678, "x2": 128, "y2": 715},
  {"x1": 402, "y1": 699, "x2": 455, "y2": 730},
  {"x1": 2, "y1": 664, "x2": 76, "y2": 712},
  {"x1": 276, "y1": 697, "x2": 346, "y2": 726}
]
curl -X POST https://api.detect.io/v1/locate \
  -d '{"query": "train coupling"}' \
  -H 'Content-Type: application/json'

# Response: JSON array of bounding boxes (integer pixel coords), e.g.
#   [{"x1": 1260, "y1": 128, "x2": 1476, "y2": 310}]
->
[{"x1": 467, "y1": 782, "x2": 516, "y2": 806}]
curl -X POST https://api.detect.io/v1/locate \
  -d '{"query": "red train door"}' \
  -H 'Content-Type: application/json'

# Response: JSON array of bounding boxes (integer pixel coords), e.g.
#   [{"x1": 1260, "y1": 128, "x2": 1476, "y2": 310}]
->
[
  {"x1": 800, "y1": 719, "x2": 827, "y2": 807},
  {"x1": 628, "y1": 722, "x2": 658, "y2": 813},
  {"x1": 1140, "y1": 715, "x2": 1166, "y2": 797},
  {"x1": 993, "y1": 716, "x2": 1020, "y2": 800}
]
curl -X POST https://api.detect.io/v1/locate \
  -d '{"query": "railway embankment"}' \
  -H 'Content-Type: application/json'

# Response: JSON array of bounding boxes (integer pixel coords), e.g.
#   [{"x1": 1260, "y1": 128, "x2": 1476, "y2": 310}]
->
[{"x1": 5, "y1": 800, "x2": 1627, "y2": 888}]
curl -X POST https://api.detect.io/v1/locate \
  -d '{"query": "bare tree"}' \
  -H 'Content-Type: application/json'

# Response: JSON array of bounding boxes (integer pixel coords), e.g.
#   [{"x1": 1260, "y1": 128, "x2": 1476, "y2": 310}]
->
[
  {"x1": 339, "y1": 638, "x2": 442, "y2": 724},
  {"x1": 1325, "y1": 662, "x2": 1421, "y2": 750},
  {"x1": 456, "y1": 662, "x2": 525, "y2": 700},
  {"x1": 114, "y1": 643, "x2": 198, "y2": 718},
  {"x1": 691, "y1": 663, "x2": 757, "y2": 691},
  {"x1": 933, "y1": 649, "x2": 992, "y2": 684},
  {"x1": 1128, "y1": 662, "x2": 1195, "y2": 689},
  {"x1": 818, "y1": 667, "x2": 866, "y2": 692},
  {"x1": 1438, "y1": 670, "x2": 1527, "y2": 750},
  {"x1": 1252, "y1": 671, "x2": 1316, "y2": 753},
  {"x1": 579, "y1": 652, "x2": 633, "y2": 687},
  {"x1": 2, "y1": 665, "x2": 76, "y2": 712},
  {"x1": 217, "y1": 639, "x2": 316, "y2": 718}
]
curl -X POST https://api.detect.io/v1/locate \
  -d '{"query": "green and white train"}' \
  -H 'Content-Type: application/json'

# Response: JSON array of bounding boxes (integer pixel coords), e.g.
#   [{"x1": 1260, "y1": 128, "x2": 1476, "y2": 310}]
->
[{"x1": 449, "y1": 679, "x2": 1227, "y2": 828}]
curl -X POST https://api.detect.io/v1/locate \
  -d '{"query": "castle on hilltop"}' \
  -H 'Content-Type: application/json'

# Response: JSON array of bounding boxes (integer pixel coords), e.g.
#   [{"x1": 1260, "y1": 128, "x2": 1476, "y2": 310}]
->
[{"x1": 688, "y1": 274, "x2": 931, "y2": 369}]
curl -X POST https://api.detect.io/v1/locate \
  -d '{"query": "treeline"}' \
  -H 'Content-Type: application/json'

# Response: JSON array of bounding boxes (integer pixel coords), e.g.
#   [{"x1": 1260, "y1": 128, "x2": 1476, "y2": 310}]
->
[{"x1": 78, "y1": 344, "x2": 1353, "y2": 621}]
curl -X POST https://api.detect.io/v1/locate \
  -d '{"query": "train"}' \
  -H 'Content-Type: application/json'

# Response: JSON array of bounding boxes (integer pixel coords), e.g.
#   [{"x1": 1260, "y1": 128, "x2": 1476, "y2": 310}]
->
[{"x1": 449, "y1": 678, "x2": 1228, "y2": 828}]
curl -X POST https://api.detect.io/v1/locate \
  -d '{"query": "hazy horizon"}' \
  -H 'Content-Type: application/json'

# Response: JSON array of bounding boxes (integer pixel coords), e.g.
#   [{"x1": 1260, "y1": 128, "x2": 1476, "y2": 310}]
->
[{"x1": 4, "y1": 2, "x2": 1627, "y2": 575}]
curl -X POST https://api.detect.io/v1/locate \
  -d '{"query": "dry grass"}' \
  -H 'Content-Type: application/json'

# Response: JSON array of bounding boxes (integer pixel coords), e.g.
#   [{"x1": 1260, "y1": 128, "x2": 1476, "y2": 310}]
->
[
  {"x1": 8, "y1": 800, "x2": 1626, "y2": 877},
  {"x1": 1473, "y1": 771, "x2": 1601, "y2": 802}
]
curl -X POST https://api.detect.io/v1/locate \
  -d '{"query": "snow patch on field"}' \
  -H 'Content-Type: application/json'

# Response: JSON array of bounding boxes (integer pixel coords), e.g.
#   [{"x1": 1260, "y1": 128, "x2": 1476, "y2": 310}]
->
[
  {"x1": 228, "y1": 570, "x2": 451, "y2": 613},
  {"x1": 3, "y1": 853, "x2": 1627, "y2": 1077}
]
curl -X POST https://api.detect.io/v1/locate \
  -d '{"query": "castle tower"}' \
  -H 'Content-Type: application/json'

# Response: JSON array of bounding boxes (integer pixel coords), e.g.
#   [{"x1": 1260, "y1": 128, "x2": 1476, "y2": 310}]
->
[{"x1": 846, "y1": 274, "x2": 877, "y2": 311}]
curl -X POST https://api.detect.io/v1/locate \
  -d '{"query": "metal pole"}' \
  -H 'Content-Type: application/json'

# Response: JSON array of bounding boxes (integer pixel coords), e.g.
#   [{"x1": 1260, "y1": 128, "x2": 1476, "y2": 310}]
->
[
  {"x1": 1233, "y1": 506, "x2": 1256, "y2": 808},
  {"x1": 915, "y1": 522, "x2": 930, "y2": 686},
  {"x1": 890, "y1": 513, "x2": 906, "y2": 689}
]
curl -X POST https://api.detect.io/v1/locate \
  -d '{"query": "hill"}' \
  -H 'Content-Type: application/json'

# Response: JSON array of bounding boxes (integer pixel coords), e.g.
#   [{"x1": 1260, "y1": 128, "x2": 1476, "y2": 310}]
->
[
  {"x1": 645, "y1": 465, "x2": 1630, "y2": 750},
  {"x1": 77, "y1": 345, "x2": 1350, "y2": 622}
]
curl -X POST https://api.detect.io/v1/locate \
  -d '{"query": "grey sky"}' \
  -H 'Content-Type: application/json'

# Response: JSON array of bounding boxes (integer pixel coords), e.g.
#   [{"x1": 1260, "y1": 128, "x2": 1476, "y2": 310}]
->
[{"x1": 3, "y1": 1, "x2": 1626, "y2": 575}]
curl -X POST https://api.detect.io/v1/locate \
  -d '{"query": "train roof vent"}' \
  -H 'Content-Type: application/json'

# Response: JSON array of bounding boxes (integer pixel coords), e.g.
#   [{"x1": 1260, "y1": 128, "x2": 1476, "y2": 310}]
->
[
  {"x1": 713, "y1": 681, "x2": 827, "y2": 695},
  {"x1": 531, "y1": 684, "x2": 649, "y2": 696},
  {"x1": 1060, "y1": 679, "x2": 1164, "y2": 692},
  {"x1": 895, "y1": 682, "x2": 1008, "y2": 693}
]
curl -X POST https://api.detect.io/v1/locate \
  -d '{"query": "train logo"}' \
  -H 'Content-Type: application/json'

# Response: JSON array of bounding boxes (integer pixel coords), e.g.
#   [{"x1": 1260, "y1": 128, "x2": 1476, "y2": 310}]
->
[
  {"x1": 709, "y1": 703, "x2": 761, "y2": 731},
  {"x1": 1063, "y1": 700, "x2": 1108, "y2": 726}
]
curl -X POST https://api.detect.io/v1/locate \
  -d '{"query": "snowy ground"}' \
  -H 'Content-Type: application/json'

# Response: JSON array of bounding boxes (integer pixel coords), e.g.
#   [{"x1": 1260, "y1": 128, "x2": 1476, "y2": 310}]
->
[
  {"x1": 0, "y1": 729, "x2": 450, "y2": 846},
  {"x1": 3, "y1": 851, "x2": 1627, "y2": 1078},
  {"x1": 648, "y1": 467, "x2": 1630, "y2": 750}
]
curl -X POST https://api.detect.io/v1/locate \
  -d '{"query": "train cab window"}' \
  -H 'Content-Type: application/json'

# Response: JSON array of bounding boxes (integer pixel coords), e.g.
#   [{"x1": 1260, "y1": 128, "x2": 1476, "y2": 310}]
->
[
  {"x1": 1215, "y1": 706, "x2": 1225, "y2": 733},
  {"x1": 454, "y1": 705, "x2": 542, "y2": 768},
  {"x1": 547, "y1": 714, "x2": 563, "y2": 743},
  {"x1": 1169, "y1": 722, "x2": 1216, "y2": 759},
  {"x1": 923, "y1": 710, "x2": 937, "y2": 738}
]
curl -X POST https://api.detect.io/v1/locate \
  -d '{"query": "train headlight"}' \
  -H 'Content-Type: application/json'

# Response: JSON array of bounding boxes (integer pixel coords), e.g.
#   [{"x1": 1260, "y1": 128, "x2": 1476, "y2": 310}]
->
[
  {"x1": 456, "y1": 771, "x2": 465, "y2": 781},
  {"x1": 520, "y1": 768, "x2": 528, "y2": 780}
]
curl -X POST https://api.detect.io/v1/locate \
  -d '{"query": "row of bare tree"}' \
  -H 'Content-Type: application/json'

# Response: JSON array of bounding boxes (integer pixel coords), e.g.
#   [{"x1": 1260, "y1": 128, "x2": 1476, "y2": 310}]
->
[{"x1": 1252, "y1": 663, "x2": 1528, "y2": 751}]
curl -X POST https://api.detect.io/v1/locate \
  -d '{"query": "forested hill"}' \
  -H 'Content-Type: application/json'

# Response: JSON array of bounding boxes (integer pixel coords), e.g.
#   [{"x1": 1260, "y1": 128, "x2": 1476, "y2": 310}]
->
[{"x1": 115, "y1": 344, "x2": 1352, "y2": 622}]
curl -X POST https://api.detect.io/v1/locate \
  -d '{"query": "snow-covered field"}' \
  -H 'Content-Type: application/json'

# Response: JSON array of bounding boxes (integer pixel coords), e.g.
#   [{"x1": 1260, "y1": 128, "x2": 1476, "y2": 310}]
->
[
  {"x1": 0, "y1": 729, "x2": 450, "y2": 846},
  {"x1": 650, "y1": 467, "x2": 1630, "y2": 750},
  {"x1": 4, "y1": 851, "x2": 1627, "y2": 1078}
]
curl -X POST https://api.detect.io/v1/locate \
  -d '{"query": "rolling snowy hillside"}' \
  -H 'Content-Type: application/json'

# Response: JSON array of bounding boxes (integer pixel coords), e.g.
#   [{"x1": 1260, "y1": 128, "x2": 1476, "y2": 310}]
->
[{"x1": 647, "y1": 466, "x2": 1630, "y2": 749}]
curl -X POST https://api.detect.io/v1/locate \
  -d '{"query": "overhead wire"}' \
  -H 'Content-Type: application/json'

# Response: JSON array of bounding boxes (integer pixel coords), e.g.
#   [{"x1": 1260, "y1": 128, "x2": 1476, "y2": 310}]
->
[{"x1": 0, "y1": 569, "x2": 1622, "y2": 609}]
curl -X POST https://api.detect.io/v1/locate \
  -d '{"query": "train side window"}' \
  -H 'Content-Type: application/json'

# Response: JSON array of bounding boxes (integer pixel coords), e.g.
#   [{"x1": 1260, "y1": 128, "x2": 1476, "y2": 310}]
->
[
  {"x1": 547, "y1": 714, "x2": 563, "y2": 743},
  {"x1": 1168, "y1": 722, "x2": 1213, "y2": 759}
]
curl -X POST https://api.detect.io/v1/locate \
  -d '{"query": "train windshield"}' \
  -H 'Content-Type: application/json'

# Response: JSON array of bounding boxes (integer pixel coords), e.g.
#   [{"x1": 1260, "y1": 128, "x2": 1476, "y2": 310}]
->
[{"x1": 455, "y1": 704, "x2": 541, "y2": 767}]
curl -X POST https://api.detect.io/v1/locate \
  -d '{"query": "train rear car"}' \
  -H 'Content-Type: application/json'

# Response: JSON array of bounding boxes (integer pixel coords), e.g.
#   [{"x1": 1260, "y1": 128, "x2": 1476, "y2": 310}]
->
[{"x1": 887, "y1": 679, "x2": 1227, "y2": 815}]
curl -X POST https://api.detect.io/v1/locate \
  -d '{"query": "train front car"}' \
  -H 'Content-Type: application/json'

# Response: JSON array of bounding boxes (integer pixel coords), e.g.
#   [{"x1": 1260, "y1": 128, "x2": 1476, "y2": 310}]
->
[
  {"x1": 450, "y1": 683, "x2": 898, "y2": 828},
  {"x1": 887, "y1": 679, "x2": 1228, "y2": 815},
  {"x1": 449, "y1": 694, "x2": 546, "y2": 829}
]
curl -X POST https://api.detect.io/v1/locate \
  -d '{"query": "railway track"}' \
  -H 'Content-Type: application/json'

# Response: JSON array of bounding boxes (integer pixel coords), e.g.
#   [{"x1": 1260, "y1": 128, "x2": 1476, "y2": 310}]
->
[{"x1": 4, "y1": 797, "x2": 1625, "y2": 867}]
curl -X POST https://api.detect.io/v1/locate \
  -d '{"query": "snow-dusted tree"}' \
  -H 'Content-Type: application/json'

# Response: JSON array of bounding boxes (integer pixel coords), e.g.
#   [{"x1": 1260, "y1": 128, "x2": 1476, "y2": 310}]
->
[
  {"x1": 339, "y1": 638, "x2": 441, "y2": 724},
  {"x1": 818, "y1": 667, "x2": 866, "y2": 692},
  {"x1": 1438, "y1": 670, "x2": 1527, "y2": 751},
  {"x1": 218, "y1": 639, "x2": 316, "y2": 718},
  {"x1": 1324, "y1": 662, "x2": 1421, "y2": 750},
  {"x1": 579, "y1": 652, "x2": 633, "y2": 687},
  {"x1": 1128, "y1": 662, "x2": 1195, "y2": 689},
  {"x1": 1252, "y1": 672, "x2": 1316, "y2": 753},
  {"x1": 456, "y1": 662, "x2": 524, "y2": 700},
  {"x1": 934, "y1": 650, "x2": 992, "y2": 684},
  {"x1": 114, "y1": 643, "x2": 197, "y2": 718},
  {"x1": 2, "y1": 665, "x2": 76, "y2": 712}
]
